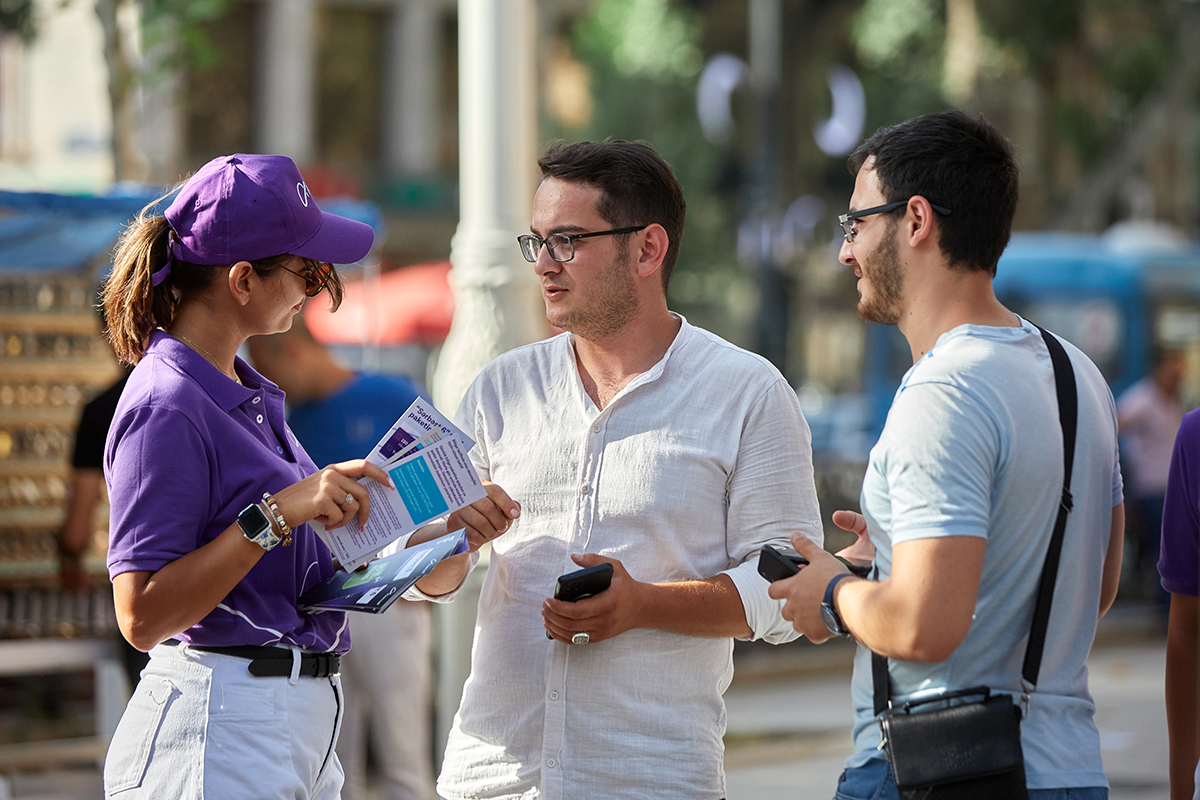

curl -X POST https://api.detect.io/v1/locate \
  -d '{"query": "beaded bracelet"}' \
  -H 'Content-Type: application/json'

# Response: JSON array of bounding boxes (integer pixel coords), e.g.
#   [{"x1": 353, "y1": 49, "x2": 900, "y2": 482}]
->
[{"x1": 262, "y1": 492, "x2": 291, "y2": 540}]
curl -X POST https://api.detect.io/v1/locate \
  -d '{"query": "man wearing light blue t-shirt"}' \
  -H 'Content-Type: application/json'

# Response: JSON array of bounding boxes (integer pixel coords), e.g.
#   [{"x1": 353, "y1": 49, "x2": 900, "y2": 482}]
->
[{"x1": 769, "y1": 111, "x2": 1125, "y2": 799}]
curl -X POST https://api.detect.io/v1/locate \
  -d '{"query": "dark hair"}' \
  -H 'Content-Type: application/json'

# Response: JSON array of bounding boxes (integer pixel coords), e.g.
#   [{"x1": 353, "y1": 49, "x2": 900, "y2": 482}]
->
[
  {"x1": 848, "y1": 111, "x2": 1018, "y2": 277},
  {"x1": 537, "y1": 139, "x2": 686, "y2": 291},
  {"x1": 101, "y1": 196, "x2": 343, "y2": 365}
]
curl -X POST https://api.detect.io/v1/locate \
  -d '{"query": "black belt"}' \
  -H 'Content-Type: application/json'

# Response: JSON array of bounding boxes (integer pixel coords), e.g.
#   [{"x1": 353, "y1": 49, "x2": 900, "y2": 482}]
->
[{"x1": 166, "y1": 639, "x2": 340, "y2": 678}]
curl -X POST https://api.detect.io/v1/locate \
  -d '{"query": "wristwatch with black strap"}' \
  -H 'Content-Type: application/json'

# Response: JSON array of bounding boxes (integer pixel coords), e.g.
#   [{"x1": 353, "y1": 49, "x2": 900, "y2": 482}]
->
[{"x1": 821, "y1": 572, "x2": 856, "y2": 638}]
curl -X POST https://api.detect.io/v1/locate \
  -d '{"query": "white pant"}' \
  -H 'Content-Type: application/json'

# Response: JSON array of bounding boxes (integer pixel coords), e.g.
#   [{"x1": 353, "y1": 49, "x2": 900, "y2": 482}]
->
[
  {"x1": 104, "y1": 642, "x2": 345, "y2": 799},
  {"x1": 337, "y1": 602, "x2": 435, "y2": 800}
]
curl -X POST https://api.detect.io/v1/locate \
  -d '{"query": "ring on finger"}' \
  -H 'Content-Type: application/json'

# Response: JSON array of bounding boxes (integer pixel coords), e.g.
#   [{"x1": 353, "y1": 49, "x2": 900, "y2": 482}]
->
[
  {"x1": 343, "y1": 492, "x2": 354, "y2": 506},
  {"x1": 571, "y1": 631, "x2": 590, "y2": 645}
]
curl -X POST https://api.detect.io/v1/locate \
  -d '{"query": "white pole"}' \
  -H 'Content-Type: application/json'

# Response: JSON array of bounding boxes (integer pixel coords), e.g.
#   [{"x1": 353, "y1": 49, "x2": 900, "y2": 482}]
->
[
  {"x1": 256, "y1": 0, "x2": 316, "y2": 163},
  {"x1": 431, "y1": 0, "x2": 544, "y2": 767}
]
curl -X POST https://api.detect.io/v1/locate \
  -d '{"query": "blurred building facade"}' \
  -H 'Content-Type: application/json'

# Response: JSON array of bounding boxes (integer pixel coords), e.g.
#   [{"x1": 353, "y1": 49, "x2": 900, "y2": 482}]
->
[{"x1": 0, "y1": 0, "x2": 463, "y2": 267}]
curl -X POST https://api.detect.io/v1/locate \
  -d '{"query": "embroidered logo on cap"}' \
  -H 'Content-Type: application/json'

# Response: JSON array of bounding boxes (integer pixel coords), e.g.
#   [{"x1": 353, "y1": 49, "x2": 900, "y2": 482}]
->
[{"x1": 296, "y1": 181, "x2": 312, "y2": 208}]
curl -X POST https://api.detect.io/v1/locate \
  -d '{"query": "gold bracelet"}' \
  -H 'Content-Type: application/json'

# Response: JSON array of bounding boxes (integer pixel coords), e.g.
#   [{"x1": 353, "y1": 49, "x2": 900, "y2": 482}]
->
[{"x1": 261, "y1": 493, "x2": 291, "y2": 539}]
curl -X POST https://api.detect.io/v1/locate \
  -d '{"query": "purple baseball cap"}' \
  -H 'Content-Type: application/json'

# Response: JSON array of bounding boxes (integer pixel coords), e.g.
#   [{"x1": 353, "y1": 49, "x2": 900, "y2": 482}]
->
[{"x1": 152, "y1": 154, "x2": 374, "y2": 285}]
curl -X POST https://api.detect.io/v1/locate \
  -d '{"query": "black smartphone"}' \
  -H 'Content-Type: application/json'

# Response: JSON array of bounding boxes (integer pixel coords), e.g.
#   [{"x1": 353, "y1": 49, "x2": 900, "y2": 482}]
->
[
  {"x1": 757, "y1": 545, "x2": 807, "y2": 582},
  {"x1": 758, "y1": 544, "x2": 873, "y2": 581},
  {"x1": 554, "y1": 563, "x2": 614, "y2": 602}
]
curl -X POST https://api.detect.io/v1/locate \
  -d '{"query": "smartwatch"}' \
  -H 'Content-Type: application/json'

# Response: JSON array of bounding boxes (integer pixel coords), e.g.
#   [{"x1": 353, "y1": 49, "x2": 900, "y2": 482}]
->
[
  {"x1": 237, "y1": 502, "x2": 281, "y2": 552},
  {"x1": 821, "y1": 573, "x2": 856, "y2": 638}
]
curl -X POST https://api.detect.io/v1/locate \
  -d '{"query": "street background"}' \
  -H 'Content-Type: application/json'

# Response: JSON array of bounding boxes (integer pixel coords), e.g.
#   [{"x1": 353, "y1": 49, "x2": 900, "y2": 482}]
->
[{"x1": 2, "y1": 0, "x2": 1198, "y2": 797}]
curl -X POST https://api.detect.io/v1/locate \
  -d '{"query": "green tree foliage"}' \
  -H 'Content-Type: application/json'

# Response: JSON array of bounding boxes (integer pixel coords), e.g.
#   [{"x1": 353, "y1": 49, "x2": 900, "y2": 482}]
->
[
  {"x1": 550, "y1": 0, "x2": 753, "y2": 342},
  {"x1": 139, "y1": 0, "x2": 232, "y2": 73},
  {"x1": 848, "y1": 0, "x2": 1196, "y2": 228},
  {"x1": 0, "y1": 0, "x2": 36, "y2": 42}
]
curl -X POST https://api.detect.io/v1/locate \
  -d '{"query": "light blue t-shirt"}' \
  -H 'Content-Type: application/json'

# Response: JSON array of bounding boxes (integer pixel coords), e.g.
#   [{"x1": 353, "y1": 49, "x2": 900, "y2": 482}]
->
[{"x1": 847, "y1": 318, "x2": 1122, "y2": 790}]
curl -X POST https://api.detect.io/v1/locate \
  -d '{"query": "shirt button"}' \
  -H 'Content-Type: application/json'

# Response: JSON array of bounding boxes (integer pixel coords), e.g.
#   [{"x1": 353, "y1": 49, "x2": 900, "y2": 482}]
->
[
  {"x1": 592, "y1": 424, "x2": 601, "y2": 434},
  {"x1": 256, "y1": 414, "x2": 264, "y2": 423},
  {"x1": 252, "y1": 396, "x2": 261, "y2": 404},
  {"x1": 277, "y1": 446, "x2": 283, "y2": 454},
  {"x1": 579, "y1": 484, "x2": 591, "y2": 495},
  {"x1": 546, "y1": 758, "x2": 557, "y2": 769},
  {"x1": 549, "y1": 690, "x2": 559, "y2": 700}
]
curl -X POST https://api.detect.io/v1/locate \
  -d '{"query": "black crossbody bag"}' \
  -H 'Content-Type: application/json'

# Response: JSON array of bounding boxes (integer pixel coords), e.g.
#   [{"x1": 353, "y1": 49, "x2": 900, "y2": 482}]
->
[{"x1": 872, "y1": 326, "x2": 1078, "y2": 800}]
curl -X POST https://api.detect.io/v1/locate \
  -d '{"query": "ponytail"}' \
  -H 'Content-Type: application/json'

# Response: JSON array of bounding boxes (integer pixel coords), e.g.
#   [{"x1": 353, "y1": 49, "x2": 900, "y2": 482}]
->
[
  {"x1": 101, "y1": 200, "x2": 218, "y2": 365},
  {"x1": 102, "y1": 191, "x2": 348, "y2": 365}
]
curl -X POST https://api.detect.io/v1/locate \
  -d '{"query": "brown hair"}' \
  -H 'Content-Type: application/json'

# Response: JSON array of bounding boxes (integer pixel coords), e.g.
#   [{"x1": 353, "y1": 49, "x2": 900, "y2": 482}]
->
[
  {"x1": 537, "y1": 139, "x2": 686, "y2": 292},
  {"x1": 101, "y1": 199, "x2": 344, "y2": 365}
]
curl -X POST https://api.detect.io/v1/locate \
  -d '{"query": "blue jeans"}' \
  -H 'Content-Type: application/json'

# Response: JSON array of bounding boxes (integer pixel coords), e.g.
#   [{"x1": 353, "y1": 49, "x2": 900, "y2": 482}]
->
[{"x1": 833, "y1": 759, "x2": 1108, "y2": 800}]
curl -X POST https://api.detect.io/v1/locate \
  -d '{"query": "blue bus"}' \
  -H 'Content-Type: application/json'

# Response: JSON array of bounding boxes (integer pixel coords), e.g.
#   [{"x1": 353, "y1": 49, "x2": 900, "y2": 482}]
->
[{"x1": 858, "y1": 229, "x2": 1200, "y2": 444}]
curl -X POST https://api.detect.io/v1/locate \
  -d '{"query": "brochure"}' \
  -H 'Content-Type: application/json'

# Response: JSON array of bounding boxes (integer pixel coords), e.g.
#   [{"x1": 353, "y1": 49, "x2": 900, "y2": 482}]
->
[
  {"x1": 317, "y1": 432, "x2": 485, "y2": 570},
  {"x1": 368, "y1": 396, "x2": 473, "y2": 466},
  {"x1": 299, "y1": 528, "x2": 469, "y2": 613}
]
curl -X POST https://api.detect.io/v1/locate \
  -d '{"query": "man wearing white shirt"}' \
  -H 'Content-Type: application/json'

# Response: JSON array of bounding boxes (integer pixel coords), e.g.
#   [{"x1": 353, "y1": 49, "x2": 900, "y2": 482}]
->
[{"x1": 433, "y1": 140, "x2": 823, "y2": 800}]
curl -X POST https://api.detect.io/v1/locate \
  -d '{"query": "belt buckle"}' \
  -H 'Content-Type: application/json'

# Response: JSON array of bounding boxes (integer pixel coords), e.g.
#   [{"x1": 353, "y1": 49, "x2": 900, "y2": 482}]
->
[{"x1": 314, "y1": 652, "x2": 338, "y2": 678}]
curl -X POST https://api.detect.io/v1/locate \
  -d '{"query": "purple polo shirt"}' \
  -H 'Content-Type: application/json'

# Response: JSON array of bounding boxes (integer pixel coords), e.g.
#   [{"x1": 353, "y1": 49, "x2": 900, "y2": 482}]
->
[
  {"x1": 105, "y1": 330, "x2": 349, "y2": 653},
  {"x1": 1161, "y1": 407, "x2": 1200, "y2": 597}
]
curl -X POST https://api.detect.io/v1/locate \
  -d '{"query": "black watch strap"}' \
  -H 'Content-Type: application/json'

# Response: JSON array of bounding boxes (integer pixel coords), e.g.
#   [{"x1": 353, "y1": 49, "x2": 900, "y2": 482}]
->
[{"x1": 822, "y1": 572, "x2": 856, "y2": 636}]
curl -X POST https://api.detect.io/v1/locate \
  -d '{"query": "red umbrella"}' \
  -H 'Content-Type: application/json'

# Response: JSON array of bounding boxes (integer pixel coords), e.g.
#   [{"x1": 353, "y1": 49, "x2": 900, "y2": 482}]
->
[{"x1": 306, "y1": 260, "x2": 454, "y2": 346}]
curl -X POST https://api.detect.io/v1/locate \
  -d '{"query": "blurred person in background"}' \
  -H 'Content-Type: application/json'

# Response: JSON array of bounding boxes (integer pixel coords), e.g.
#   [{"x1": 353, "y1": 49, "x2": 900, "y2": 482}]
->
[
  {"x1": 56, "y1": 303, "x2": 146, "y2": 688},
  {"x1": 99, "y1": 153, "x2": 515, "y2": 799},
  {"x1": 247, "y1": 316, "x2": 436, "y2": 800},
  {"x1": 1118, "y1": 346, "x2": 1185, "y2": 613},
  {"x1": 1159, "y1": 407, "x2": 1200, "y2": 800},
  {"x1": 56, "y1": 354, "x2": 146, "y2": 688}
]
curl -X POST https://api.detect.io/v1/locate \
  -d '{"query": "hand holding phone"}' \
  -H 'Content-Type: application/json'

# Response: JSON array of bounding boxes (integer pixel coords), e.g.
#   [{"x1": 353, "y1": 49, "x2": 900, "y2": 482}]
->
[
  {"x1": 757, "y1": 545, "x2": 807, "y2": 582},
  {"x1": 758, "y1": 544, "x2": 872, "y2": 582},
  {"x1": 554, "y1": 563, "x2": 614, "y2": 602}
]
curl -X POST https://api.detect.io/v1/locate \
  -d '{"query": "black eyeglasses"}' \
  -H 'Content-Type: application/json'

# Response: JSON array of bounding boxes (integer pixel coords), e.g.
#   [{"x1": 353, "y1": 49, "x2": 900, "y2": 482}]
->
[
  {"x1": 279, "y1": 260, "x2": 334, "y2": 297},
  {"x1": 517, "y1": 225, "x2": 648, "y2": 263},
  {"x1": 838, "y1": 199, "x2": 951, "y2": 243}
]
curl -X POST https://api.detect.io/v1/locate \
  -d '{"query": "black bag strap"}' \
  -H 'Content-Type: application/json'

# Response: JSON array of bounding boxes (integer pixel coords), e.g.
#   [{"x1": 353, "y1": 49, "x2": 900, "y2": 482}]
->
[
  {"x1": 1021, "y1": 326, "x2": 1077, "y2": 689},
  {"x1": 871, "y1": 325, "x2": 1077, "y2": 714}
]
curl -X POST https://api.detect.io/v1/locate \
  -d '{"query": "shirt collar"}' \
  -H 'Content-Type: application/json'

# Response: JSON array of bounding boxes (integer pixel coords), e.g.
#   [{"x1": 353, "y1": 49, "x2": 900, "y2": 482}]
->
[
  {"x1": 147, "y1": 330, "x2": 258, "y2": 411},
  {"x1": 564, "y1": 312, "x2": 694, "y2": 408}
]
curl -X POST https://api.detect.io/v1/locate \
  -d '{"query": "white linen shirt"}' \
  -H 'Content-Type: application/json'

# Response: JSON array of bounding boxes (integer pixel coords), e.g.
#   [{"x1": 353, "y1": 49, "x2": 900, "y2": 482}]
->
[{"x1": 436, "y1": 315, "x2": 823, "y2": 800}]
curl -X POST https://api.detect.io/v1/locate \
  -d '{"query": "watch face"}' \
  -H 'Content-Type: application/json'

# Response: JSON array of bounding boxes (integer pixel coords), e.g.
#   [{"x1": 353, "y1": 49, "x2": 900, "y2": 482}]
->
[
  {"x1": 820, "y1": 604, "x2": 844, "y2": 636},
  {"x1": 238, "y1": 504, "x2": 271, "y2": 537}
]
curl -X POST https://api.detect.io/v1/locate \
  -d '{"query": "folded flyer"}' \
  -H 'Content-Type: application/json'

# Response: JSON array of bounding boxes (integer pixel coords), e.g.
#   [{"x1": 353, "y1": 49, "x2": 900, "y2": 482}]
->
[
  {"x1": 317, "y1": 428, "x2": 485, "y2": 571},
  {"x1": 299, "y1": 528, "x2": 469, "y2": 613},
  {"x1": 368, "y1": 396, "x2": 474, "y2": 466}
]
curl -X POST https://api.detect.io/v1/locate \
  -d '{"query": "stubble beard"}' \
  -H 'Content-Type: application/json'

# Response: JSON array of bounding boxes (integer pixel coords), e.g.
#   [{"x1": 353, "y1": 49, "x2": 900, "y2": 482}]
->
[
  {"x1": 548, "y1": 247, "x2": 640, "y2": 341},
  {"x1": 855, "y1": 224, "x2": 904, "y2": 326}
]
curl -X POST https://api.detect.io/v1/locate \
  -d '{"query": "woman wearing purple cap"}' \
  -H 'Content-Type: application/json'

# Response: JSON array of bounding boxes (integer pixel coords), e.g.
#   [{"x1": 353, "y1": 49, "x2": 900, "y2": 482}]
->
[{"x1": 98, "y1": 154, "x2": 518, "y2": 799}]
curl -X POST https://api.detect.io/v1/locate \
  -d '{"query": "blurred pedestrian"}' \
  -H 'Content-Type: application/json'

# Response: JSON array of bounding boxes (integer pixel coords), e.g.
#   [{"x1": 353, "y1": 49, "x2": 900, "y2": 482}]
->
[
  {"x1": 55, "y1": 303, "x2": 147, "y2": 689},
  {"x1": 1118, "y1": 346, "x2": 1185, "y2": 608},
  {"x1": 56, "y1": 363, "x2": 149, "y2": 689},
  {"x1": 1159, "y1": 408, "x2": 1200, "y2": 800},
  {"x1": 99, "y1": 153, "x2": 515, "y2": 799},
  {"x1": 247, "y1": 316, "x2": 436, "y2": 800},
  {"x1": 436, "y1": 139, "x2": 823, "y2": 800},
  {"x1": 769, "y1": 111, "x2": 1123, "y2": 799}
]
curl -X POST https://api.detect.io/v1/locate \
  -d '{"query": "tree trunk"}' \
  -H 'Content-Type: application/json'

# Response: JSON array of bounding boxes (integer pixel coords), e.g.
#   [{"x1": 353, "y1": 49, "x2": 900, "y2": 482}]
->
[
  {"x1": 1055, "y1": 2, "x2": 1200, "y2": 231},
  {"x1": 95, "y1": 0, "x2": 144, "y2": 183}
]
